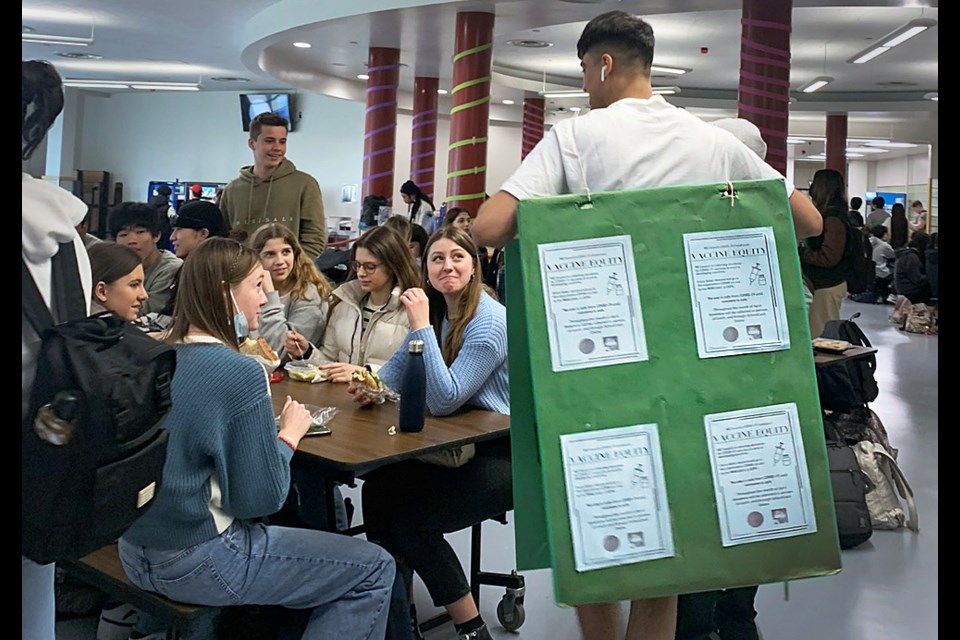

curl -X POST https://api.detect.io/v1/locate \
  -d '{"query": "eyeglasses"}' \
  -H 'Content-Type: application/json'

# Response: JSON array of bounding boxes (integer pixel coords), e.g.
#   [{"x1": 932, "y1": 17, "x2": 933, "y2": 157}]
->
[{"x1": 351, "y1": 261, "x2": 382, "y2": 274}]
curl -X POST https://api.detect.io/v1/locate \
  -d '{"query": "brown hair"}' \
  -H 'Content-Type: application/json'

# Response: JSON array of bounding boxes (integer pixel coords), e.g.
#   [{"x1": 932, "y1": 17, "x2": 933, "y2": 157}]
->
[
  {"x1": 422, "y1": 226, "x2": 484, "y2": 365},
  {"x1": 88, "y1": 242, "x2": 143, "y2": 290},
  {"x1": 443, "y1": 207, "x2": 470, "y2": 228},
  {"x1": 249, "y1": 112, "x2": 288, "y2": 140},
  {"x1": 350, "y1": 226, "x2": 420, "y2": 291},
  {"x1": 166, "y1": 238, "x2": 261, "y2": 348},
  {"x1": 249, "y1": 223, "x2": 332, "y2": 301},
  {"x1": 382, "y1": 214, "x2": 412, "y2": 241}
]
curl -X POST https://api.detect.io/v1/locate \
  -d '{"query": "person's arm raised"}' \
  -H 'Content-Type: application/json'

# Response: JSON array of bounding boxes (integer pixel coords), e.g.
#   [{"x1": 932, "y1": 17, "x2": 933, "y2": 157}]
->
[
  {"x1": 473, "y1": 191, "x2": 520, "y2": 249},
  {"x1": 789, "y1": 190, "x2": 823, "y2": 239}
]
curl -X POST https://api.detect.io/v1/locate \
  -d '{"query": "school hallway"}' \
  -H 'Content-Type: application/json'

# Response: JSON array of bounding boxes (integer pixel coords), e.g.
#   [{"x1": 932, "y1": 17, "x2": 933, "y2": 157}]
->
[{"x1": 55, "y1": 299, "x2": 937, "y2": 640}]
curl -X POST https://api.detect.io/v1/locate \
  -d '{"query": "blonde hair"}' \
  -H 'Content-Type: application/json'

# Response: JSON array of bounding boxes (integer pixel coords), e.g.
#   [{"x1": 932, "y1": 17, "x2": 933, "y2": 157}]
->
[
  {"x1": 249, "y1": 223, "x2": 333, "y2": 301},
  {"x1": 422, "y1": 226, "x2": 484, "y2": 366},
  {"x1": 166, "y1": 238, "x2": 260, "y2": 348}
]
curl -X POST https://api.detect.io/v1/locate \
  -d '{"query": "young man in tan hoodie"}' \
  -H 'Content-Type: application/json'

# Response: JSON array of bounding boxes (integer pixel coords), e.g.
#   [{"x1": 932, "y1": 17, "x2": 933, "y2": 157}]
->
[{"x1": 219, "y1": 112, "x2": 326, "y2": 260}]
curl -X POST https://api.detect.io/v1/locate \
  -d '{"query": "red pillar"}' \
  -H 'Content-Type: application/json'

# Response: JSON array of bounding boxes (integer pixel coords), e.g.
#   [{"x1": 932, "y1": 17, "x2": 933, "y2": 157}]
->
[
  {"x1": 522, "y1": 97, "x2": 545, "y2": 160},
  {"x1": 362, "y1": 47, "x2": 400, "y2": 204},
  {"x1": 738, "y1": 0, "x2": 791, "y2": 174},
  {"x1": 446, "y1": 12, "x2": 494, "y2": 216},
  {"x1": 825, "y1": 113, "x2": 848, "y2": 174},
  {"x1": 411, "y1": 76, "x2": 439, "y2": 201}
]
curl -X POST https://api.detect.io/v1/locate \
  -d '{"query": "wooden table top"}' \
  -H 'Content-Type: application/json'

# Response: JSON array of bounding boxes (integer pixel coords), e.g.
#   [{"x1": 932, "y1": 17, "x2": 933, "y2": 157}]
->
[
  {"x1": 813, "y1": 344, "x2": 878, "y2": 366},
  {"x1": 270, "y1": 377, "x2": 510, "y2": 477}
]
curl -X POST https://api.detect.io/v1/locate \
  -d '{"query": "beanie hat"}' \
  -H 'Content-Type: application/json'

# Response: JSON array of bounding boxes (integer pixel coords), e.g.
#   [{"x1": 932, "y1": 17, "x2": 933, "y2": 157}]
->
[
  {"x1": 711, "y1": 118, "x2": 768, "y2": 160},
  {"x1": 173, "y1": 200, "x2": 227, "y2": 237},
  {"x1": 108, "y1": 202, "x2": 161, "y2": 238}
]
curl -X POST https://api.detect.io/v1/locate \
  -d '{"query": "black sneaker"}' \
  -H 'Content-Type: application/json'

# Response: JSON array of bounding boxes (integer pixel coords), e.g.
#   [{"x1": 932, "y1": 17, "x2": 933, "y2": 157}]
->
[{"x1": 458, "y1": 624, "x2": 493, "y2": 640}]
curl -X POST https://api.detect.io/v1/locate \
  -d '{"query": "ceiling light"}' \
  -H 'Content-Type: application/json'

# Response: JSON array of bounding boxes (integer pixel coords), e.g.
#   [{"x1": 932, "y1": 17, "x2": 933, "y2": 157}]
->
[
  {"x1": 506, "y1": 39, "x2": 553, "y2": 48},
  {"x1": 501, "y1": 99, "x2": 515, "y2": 105},
  {"x1": 786, "y1": 138, "x2": 806, "y2": 145},
  {"x1": 131, "y1": 84, "x2": 199, "y2": 91},
  {"x1": 569, "y1": 106, "x2": 582, "y2": 113},
  {"x1": 63, "y1": 79, "x2": 127, "y2": 87},
  {"x1": 540, "y1": 90, "x2": 589, "y2": 98},
  {"x1": 924, "y1": 92, "x2": 938, "y2": 101},
  {"x1": 847, "y1": 18, "x2": 937, "y2": 64},
  {"x1": 799, "y1": 76, "x2": 833, "y2": 93},
  {"x1": 56, "y1": 52, "x2": 102, "y2": 60},
  {"x1": 846, "y1": 153, "x2": 865, "y2": 158},
  {"x1": 22, "y1": 33, "x2": 94, "y2": 46},
  {"x1": 652, "y1": 86, "x2": 681, "y2": 95},
  {"x1": 22, "y1": 25, "x2": 36, "y2": 33},
  {"x1": 650, "y1": 65, "x2": 689, "y2": 76},
  {"x1": 866, "y1": 141, "x2": 917, "y2": 149},
  {"x1": 293, "y1": 42, "x2": 311, "y2": 49},
  {"x1": 357, "y1": 74, "x2": 370, "y2": 80},
  {"x1": 64, "y1": 81, "x2": 129, "y2": 89},
  {"x1": 845, "y1": 147, "x2": 888, "y2": 154},
  {"x1": 437, "y1": 89, "x2": 448, "y2": 95}
]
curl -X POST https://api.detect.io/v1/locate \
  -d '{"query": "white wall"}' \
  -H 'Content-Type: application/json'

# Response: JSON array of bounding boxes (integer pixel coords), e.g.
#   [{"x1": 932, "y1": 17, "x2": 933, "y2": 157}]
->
[{"x1": 74, "y1": 90, "x2": 524, "y2": 232}]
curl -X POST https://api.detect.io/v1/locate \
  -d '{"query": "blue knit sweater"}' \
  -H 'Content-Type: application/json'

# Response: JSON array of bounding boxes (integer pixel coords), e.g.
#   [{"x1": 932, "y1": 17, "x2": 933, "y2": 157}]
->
[
  {"x1": 379, "y1": 293, "x2": 510, "y2": 416},
  {"x1": 121, "y1": 341, "x2": 293, "y2": 550}
]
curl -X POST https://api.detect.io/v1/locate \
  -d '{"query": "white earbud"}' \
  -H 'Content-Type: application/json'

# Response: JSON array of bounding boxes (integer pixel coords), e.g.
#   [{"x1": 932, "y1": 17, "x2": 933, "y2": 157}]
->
[{"x1": 600, "y1": 66, "x2": 606, "y2": 83}]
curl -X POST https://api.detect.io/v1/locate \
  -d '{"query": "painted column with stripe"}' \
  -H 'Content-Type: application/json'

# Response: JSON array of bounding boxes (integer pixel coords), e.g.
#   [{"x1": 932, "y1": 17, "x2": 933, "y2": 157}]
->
[
  {"x1": 825, "y1": 113, "x2": 848, "y2": 174},
  {"x1": 738, "y1": 0, "x2": 791, "y2": 175},
  {"x1": 522, "y1": 97, "x2": 545, "y2": 160},
  {"x1": 446, "y1": 11, "x2": 494, "y2": 216},
  {"x1": 362, "y1": 47, "x2": 400, "y2": 204},
  {"x1": 411, "y1": 76, "x2": 439, "y2": 201}
]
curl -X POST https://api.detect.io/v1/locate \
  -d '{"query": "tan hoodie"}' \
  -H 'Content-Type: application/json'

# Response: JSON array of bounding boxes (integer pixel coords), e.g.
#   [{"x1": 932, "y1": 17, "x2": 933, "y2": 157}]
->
[{"x1": 219, "y1": 158, "x2": 326, "y2": 259}]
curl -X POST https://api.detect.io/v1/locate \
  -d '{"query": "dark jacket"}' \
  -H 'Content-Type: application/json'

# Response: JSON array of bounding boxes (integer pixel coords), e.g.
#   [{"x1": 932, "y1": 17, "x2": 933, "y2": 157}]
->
[
  {"x1": 894, "y1": 247, "x2": 927, "y2": 301},
  {"x1": 801, "y1": 208, "x2": 851, "y2": 289},
  {"x1": 925, "y1": 249, "x2": 938, "y2": 298}
]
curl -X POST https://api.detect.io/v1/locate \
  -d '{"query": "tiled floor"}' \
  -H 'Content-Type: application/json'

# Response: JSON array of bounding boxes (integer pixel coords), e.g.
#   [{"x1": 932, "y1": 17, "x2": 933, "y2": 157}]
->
[{"x1": 56, "y1": 298, "x2": 938, "y2": 639}]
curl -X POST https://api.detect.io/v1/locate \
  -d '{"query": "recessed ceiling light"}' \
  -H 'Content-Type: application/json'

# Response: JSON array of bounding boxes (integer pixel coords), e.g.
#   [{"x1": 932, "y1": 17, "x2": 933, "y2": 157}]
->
[
  {"x1": 786, "y1": 138, "x2": 806, "y2": 145},
  {"x1": 652, "y1": 86, "x2": 681, "y2": 95},
  {"x1": 437, "y1": 89, "x2": 448, "y2": 95},
  {"x1": 210, "y1": 77, "x2": 250, "y2": 82},
  {"x1": 357, "y1": 74, "x2": 369, "y2": 80},
  {"x1": 501, "y1": 99, "x2": 515, "y2": 105},
  {"x1": 845, "y1": 147, "x2": 887, "y2": 154},
  {"x1": 846, "y1": 153, "x2": 865, "y2": 158},
  {"x1": 924, "y1": 92, "x2": 938, "y2": 102},
  {"x1": 569, "y1": 106, "x2": 582, "y2": 113},
  {"x1": 866, "y1": 141, "x2": 917, "y2": 149},
  {"x1": 56, "y1": 52, "x2": 102, "y2": 60},
  {"x1": 799, "y1": 76, "x2": 833, "y2": 93},
  {"x1": 293, "y1": 41, "x2": 311, "y2": 49},
  {"x1": 506, "y1": 39, "x2": 553, "y2": 48},
  {"x1": 847, "y1": 18, "x2": 937, "y2": 64},
  {"x1": 650, "y1": 65, "x2": 689, "y2": 76},
  {"x1": 22, "y1": 25, "x2": 36, "y2": 33}
]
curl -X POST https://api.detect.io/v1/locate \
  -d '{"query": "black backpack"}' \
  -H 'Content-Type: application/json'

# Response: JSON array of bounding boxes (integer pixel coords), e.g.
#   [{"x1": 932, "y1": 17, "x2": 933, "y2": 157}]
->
[
  {"x1": 825, "y1": 439, "x2": 874, "y2": 549},
  {"x1": 22, "y1": 242, "x2": 175, "y2": 564},
  {"x1": 815, "y1": 313, "x2": 880, "y2": 412},
  {"x1": 844, "y1": 227, "x2": 874, "y2": 295}
]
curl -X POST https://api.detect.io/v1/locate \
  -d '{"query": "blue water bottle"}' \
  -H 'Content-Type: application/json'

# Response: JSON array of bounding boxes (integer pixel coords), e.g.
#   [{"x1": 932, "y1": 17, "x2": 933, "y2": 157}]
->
[{"x1": 399, "y1": 340, "x2": 426, "y2": 432}]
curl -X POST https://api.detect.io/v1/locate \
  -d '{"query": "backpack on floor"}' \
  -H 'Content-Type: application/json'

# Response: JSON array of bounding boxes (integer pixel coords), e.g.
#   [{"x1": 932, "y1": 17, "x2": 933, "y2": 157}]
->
[
  {"x1": 854, "y1": 441, "x2": 919, "y2": 532},
  {"x1": 825, "y1": 438, "x2": 874, "y2": 549},
  {"x1": 22, "y1": 242, "x2": 175, "y2": 564},
  {"x1": 816, "y1": 313, "x2": 879, "y2": 411}
]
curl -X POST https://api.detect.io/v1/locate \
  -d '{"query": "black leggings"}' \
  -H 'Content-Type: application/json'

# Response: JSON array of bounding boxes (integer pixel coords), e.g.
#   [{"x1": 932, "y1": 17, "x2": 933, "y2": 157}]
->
[{"x1": 362, "y1": 442, "x2": 512, "y2": 608}]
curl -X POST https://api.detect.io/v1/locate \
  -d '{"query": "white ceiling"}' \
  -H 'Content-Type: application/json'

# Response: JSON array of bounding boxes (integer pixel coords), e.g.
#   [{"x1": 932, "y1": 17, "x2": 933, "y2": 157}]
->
[{"x1": 22, "y1": 0, "x2": 938, "y2": 146}]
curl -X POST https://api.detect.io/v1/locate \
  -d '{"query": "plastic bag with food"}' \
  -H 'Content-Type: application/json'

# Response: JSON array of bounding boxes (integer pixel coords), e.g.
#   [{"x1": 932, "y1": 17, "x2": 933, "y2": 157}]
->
[
  {"x1": 284, "y1": 361, "x2": 329, "y2": 383},
  {"x1": 239, "y1": 336, "x2": 282, "y2": 371},
  {"x1": 348, "y1": 369, "x2": 399, "y2": 404}
]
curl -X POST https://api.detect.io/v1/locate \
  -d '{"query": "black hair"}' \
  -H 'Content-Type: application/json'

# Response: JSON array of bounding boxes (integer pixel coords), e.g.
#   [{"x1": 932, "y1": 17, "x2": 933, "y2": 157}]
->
[
  {"x1": 576, "y1": 11, "x2": 655, "y2": 71},
  {"x1": 809, "y1": 169, "x2": 847, "y2": 214},
  {"x1": 409, "y1": 223, "x2": 430, "y2": 256},
  {"x1": 400, "y1": 180, "x2": 435, "y2": 216},
  {"x1": 22, "y1": 60, "x2": 65, "y2": 161},
  {"x1": 872, "y1": 196, "x2": 885, "y2": 209},
  {"x1": 157, "y1": 184, "x2": 172, "y2": 197},
  {"x1": 108, "y1": 202, "x2": 162, "y2": 238},
  {"x1": 908, "y1": 230, "x2": 930, "y2": 253},
  {"x1": 850, "y1": 197, "x2": 863, "y2": 210},
  {"x1": 88, "y1": 241, "x2": 143, "y2": 287},
  {"x1": 869, "y1": 224, "x2": 888, "y2": 239}
]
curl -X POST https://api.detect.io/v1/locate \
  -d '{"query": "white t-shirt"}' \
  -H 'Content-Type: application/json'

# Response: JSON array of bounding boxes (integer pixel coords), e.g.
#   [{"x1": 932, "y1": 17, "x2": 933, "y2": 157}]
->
[{"x1": 500, "y1": 95, "x2": 792, "y2": 201}]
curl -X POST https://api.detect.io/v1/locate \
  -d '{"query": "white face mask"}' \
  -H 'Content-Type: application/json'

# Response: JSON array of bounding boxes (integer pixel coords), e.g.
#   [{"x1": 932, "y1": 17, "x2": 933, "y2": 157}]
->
[{"x1": 230, "y1": 289, "x2": 248, "y2": 342}]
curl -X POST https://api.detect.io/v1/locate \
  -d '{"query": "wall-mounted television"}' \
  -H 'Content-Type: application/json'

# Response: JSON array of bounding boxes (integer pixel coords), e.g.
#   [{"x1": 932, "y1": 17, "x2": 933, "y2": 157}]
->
[
  {"x1": 240, "y1": 93, "x2": 294, "y2": 132},
  {"x1": 865, "y1": 191, "x2": 906, "y2": 213}
]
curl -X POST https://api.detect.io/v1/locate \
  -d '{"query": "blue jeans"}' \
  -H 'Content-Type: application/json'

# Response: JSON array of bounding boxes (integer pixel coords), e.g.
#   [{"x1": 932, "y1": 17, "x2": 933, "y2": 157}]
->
[
  {"x1": 22, "y1": 556, "x2": 55, "y2": 640},
  {"x1": 118, "y1": 521, "x2": 395, "y2": 640}
]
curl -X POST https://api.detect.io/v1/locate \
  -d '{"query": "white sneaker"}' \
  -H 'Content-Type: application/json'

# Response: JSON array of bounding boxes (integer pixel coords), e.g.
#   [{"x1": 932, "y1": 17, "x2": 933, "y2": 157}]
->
[{"x1": 97, "y1": 602, "x2": 140, "y2": 640}]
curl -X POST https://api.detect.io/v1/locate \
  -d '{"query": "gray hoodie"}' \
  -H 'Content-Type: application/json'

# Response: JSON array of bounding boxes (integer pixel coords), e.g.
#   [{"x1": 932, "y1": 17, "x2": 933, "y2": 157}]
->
[{"x1": 22, "y1": 173, "x2": 92, "y2": 421}]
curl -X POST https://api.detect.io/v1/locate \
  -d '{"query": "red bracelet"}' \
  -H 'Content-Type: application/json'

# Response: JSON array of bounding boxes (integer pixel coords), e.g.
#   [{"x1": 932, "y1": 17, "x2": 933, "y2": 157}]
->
[{"x1": 278, "y1": 435, "x2": 297, "y2": 452}]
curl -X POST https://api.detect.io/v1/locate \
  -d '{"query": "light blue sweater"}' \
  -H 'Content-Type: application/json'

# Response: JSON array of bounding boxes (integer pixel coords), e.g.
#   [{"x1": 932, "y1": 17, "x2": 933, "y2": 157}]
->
[
  {"x1": 379, "y1": 293, "x2": 510, "y2": 416},
  {"x1": 121, "y1": 342, "x2": 293, "y2": 550}
]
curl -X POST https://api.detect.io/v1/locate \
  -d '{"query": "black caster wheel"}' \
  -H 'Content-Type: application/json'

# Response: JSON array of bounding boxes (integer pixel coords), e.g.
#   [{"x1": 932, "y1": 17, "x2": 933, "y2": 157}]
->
[{"x1": 497, "y1": 597, "x2": 525, "y2": 632}]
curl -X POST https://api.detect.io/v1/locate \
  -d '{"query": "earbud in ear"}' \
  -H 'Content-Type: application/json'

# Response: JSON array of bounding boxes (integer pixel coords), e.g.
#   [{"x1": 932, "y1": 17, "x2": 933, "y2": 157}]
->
[{"x1": 600, "y1": 66, "x2": 606, "y2": 83}]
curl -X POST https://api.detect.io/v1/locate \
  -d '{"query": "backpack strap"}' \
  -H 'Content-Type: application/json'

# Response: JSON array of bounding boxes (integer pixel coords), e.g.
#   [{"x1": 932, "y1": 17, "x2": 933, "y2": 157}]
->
[
  {"x1": 21, "y1": 241, "x2": 86, "y2": 333},
  {"x1": 873, "y1": 446, "x2": 919, "y2": 532}
]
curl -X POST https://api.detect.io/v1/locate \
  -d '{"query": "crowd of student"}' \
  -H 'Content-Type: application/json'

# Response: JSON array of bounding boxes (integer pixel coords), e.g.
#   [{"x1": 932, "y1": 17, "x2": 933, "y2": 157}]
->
[{"x1": 25, "y1": 7, "x2": 930, "y2": 640}]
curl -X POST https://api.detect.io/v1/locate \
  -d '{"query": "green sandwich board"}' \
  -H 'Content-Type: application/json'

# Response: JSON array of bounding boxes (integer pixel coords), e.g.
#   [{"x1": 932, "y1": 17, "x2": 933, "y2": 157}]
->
[{"x1": 506, "y1": 179, "x2": 841, "y2": 606}]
